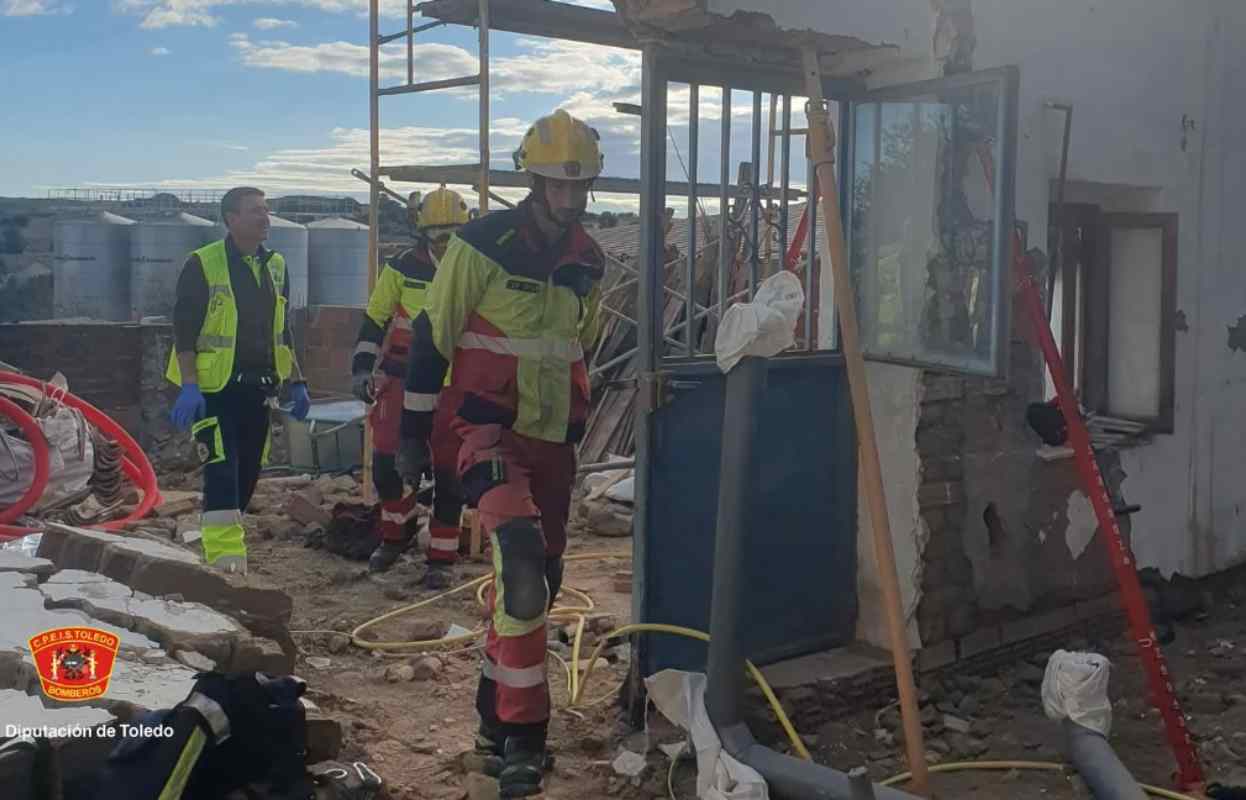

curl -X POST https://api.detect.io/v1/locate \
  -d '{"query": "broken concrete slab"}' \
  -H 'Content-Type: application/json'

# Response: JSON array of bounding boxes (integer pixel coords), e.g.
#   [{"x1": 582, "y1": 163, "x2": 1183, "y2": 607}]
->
[
  {"x1": 36, "y1": 524, "x2": 296, "y2": 667},
  {"x1": 0, "y1": 572, "x2": 159, "y2": 663},
  {"x1": 0, "y1": 687, "x2": 115, "y2": 731},
  {"x1": 36, "y1": 524, "x2": 199, "y2": 574},
  {"x1": 39, "y1": 569, "x2": 248, "y2": 670},
  {"x1": 0, "y1": 550, "x2": 55, "y2": 578}
]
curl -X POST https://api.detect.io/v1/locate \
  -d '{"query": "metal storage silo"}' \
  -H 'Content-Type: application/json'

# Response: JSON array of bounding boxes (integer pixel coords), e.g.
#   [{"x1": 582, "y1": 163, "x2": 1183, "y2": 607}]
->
[
  {"x1": 130, "y1": 212, "x2": 215, "y2": 320},
  {"x1": 307, "y1": 217, "x2": 370, "y2": 306},
  {"x1": 215, "y1": 213, "x2": 309, "y2": 307},
  {"x1": 268, "y1": 214, "x2": 309, "y2": 308},
  {"x1": 52, "y1": 211, "x2": 136, "y2": 321}
]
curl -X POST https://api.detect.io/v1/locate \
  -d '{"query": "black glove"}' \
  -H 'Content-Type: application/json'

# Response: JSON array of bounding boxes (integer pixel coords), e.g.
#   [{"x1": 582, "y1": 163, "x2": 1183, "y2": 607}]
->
[
  {"x1": 351, "y1": 372, "x2": 374, "y2": 404},
  {"x1": 398, "y1": 437, "x2": 430, "y2": 483}
]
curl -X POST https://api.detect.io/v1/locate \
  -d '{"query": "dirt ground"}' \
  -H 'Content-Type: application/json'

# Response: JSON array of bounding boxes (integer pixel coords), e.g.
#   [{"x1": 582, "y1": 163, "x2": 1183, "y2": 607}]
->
[{"x1": 166, "y1": 470, "x2": 1246, "y2": 800}]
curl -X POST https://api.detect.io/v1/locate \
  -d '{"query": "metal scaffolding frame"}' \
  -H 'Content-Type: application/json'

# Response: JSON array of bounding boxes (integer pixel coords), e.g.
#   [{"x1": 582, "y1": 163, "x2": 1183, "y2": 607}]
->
[{"x1": 362, "y1": 0, "x2": 491, "y2": 499}]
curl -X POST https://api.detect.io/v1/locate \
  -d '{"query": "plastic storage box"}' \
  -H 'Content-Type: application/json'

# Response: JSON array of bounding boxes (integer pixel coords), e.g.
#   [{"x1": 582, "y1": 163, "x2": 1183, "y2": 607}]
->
[{"x1": 282, "y1": 400, "x2": 366, "y2": 473}]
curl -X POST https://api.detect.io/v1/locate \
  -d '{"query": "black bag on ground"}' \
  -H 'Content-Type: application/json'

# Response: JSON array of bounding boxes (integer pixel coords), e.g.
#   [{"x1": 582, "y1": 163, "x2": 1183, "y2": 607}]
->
[
  {"x1": 63, "y1": 671, "x2": 315, "y2": 800},
  {"x1": 323, "y1": 502, "x2": 381, "y2": 561}
]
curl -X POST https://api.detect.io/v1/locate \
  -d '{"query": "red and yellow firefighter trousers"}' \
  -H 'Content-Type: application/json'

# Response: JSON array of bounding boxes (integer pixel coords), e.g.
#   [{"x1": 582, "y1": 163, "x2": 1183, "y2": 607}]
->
[
  {"x1": 455, "y1": 421, "x2": 575, "y2": 745},
  {"x1": 427, "y1": 387, "x2": 467, "y2": 564},
  {"x1": 372, "y1": 376, "x2": 468, "y2": 561}
]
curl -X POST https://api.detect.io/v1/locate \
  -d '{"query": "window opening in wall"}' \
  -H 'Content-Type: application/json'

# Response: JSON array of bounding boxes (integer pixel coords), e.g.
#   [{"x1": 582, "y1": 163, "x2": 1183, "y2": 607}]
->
[{"x1": 1050, "y1": 206, "x2": 1177, "y2": 434}]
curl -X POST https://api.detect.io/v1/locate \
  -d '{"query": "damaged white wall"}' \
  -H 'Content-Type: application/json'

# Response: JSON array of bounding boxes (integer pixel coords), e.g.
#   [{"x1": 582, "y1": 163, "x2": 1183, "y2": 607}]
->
[{"x1": 718, "y1": 0, "x2": 1246, "y2": 647}]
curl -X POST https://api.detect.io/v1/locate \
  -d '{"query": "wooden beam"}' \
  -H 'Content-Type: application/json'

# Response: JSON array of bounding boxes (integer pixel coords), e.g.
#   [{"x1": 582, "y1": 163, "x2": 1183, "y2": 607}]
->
[{"x1": 380, "y1": 163, "x2": 805, "y2": 200}]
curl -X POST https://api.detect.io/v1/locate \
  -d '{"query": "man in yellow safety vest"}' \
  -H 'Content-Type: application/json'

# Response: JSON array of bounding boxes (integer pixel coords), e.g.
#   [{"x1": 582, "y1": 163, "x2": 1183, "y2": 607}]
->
[{"x1": 167, "y1": 186, "x2": 311, "y2": 575}]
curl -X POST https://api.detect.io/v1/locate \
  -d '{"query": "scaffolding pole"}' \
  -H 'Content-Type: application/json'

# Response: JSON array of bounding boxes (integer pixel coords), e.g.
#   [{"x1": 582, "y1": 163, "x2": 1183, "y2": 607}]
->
[
  {"x1": 478, "y1": 0, "x2": 491, "y2": 214},
  {"x1": 364, "y1": 0, "x2": 380, "y2": 504}
]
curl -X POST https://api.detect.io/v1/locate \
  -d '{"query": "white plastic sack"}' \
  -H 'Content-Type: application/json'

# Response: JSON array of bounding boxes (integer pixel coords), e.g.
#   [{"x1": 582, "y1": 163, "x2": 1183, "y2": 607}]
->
[
  {"x1": 715, "y1": 271, "x2": 805, "y2": 374},
  {"x1": 604, "y1": 476, "x2": 634, "y2": 504},
  {"x1": 1041, "y1": 649, "x2": 1113, "y2": 736},
  {"x1": 582, "y1": 454, "x2": 631, "y2": 496},
  {"x1": 0, "y1": 405, "x2": 94, "y2": 511},
  {"x1": 645, "y1": 669, "x2": 769, "y2": 800}
]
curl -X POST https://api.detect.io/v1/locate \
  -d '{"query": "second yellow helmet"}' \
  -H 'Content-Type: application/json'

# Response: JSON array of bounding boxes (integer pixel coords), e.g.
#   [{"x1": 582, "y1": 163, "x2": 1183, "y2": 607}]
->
[{"x1": 417, "y1": 185, "x2": 470, "y2": 229}]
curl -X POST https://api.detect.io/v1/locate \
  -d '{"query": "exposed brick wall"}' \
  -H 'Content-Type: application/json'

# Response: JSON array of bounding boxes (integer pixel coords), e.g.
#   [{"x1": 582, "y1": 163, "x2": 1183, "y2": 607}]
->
[
  {"x1": 915, "y1": 373, "x2": 976, "y2": 644},
  {"x1": 0, "y1": 321, "x2": 145, "y2": 430},
  {"x1": 0, "y1": 321, "x2": 195, "y2": 469},
  {"x1": 914, "y1": 321, "x2": 1125, "y2": 651},
  {"x1": 291, "y1": 305, "x2": 366, "y2": 399}
]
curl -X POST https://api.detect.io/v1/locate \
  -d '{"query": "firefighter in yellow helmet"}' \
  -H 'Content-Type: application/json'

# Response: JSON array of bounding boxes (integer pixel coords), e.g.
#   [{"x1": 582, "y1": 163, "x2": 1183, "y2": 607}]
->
[
  {"x1": 399, "y1": 109, "x2": 606, "y2": 797},
  {"x1": 350, "y1": 184, "x2": 470, "y2": 574}
]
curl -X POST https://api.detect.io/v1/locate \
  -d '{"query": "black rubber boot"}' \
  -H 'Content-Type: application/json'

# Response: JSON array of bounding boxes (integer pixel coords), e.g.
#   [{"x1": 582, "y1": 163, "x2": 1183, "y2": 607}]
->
[
  {"x1": 368, "y1": 536, "x2": 410, "y2": 572},
  {"x1": 421, "y1": 562, "x2": 455, "y2": 590},
  {"x1": 474, "y1": 730, "x2": 554, "y2": 779},
  {"x1": 498, "y1": 737, "x2": 551, "y2": 798}
]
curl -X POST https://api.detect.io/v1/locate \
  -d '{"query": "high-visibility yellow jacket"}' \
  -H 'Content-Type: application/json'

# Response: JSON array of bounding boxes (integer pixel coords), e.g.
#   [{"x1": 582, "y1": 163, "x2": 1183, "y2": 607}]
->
[
  {"x1": 165, "y1": 239, "x2": 292, "y2": 393},
  {"x1": 401, "y1": 201, "x2": 604, "y2": 444},
  {"x1": 352, "y1": 241, "x2": 436, "y2": 378}
]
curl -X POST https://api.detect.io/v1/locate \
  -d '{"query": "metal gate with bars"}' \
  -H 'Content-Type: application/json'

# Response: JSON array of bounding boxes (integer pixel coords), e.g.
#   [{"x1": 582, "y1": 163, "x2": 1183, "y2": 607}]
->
[{"x1": 630, "y1": 47, "x2": 1018, "y2": 675}]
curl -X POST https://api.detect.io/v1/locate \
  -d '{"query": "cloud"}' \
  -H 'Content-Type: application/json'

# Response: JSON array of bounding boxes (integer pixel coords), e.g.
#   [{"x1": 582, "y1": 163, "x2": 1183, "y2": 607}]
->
[
  {"x1": 226, "y1": 34, "x2": 641, "y2": 101},
  {"x1": 114, "y1": 1, "x2": 412, "y2": 29},
  {"x1": 228, "y1": 33, "x2": 478, "y2": 82},
  {"x1": 253, "y1": 16, "x2": 296, "y2": 29},
  {"x1": 106, "y1": 7, "x2": 811, "y2": 216},
  {"x1": 3, "y1": 0, "x2": 72, "y2": 15},
  {"x1": 131, "y1": 124, "x2": 523, "y2": 195},
  {"x1": 149, "y1": 46, "x2": 172, "y2": 55}
]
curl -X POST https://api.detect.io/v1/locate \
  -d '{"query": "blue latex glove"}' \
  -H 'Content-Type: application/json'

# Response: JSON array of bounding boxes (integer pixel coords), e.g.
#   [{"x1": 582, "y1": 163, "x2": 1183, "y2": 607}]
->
[
  {"x1": 289, "y1": 381, "x2": 311, "y2": 421},
  {"x1": 170, "y1": 383, "x2": 206, "y2": 431}
]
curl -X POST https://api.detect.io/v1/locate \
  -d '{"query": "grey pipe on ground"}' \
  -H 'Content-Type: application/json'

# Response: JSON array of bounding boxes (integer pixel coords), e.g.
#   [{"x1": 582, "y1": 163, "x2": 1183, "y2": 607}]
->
[{"x1": 1062, "y1": 718, "x2": 1147, "y2": 800}]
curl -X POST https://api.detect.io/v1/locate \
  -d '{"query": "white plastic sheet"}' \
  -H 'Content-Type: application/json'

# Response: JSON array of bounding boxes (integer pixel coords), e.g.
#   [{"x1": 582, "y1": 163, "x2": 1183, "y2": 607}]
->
[
  {"x1": 714, "y1": 271, "x2": 805, "y2": 374},
  {"x1": 645, "y1": 669, "x2": 769, "y2": 800},
  {"x1": 1041, "y1": 649, "x2": 1113, "y2": 736}
]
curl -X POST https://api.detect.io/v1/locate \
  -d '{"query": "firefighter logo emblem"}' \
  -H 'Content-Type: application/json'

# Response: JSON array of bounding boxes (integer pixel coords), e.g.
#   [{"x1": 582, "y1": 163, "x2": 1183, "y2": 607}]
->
[{"x1": 28, "y1": 627, "x2": 120, "y2": 702}]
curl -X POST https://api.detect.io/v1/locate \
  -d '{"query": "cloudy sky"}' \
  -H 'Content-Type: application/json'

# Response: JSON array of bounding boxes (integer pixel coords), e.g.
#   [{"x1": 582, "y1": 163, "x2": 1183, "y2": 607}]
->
[{"x1": 1, "y1": 0, "x2": 814, "y2": 213}]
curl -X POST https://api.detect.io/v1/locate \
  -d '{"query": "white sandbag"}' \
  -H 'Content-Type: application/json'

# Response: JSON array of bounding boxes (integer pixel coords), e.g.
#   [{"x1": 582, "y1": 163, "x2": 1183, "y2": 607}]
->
[
  {"x1": 604, "y1": 475, "x2": 634, "y2": 504},
  {"x1": 714, "y1": 271, "x2": 805, "y2": 374},
  {"x1": 0, "y1": 405, "x2": 95, "y2": 511},
  {"x1": 1041, "y1": 649, "x2": 1113, "y2": 736}
]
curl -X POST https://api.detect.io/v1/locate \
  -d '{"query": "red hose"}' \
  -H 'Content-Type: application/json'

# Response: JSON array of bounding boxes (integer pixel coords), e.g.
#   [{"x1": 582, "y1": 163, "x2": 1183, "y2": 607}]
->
[
  {"x1": 0, "y1": 396, "x2": 50, "y2": 525},
  {"x1": 0, "y1": 372, "x2": 162, "y2": 531}
]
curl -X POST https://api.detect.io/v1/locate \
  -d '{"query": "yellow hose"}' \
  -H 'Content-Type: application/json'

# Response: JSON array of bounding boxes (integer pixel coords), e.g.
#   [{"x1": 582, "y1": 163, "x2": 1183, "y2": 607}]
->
[
  {"x1": 329, "y1": 552, "x2": 1204, "y2": 800},
  {"x1": 881, "y1": 760, "x2": 1203, "y2": 800}
]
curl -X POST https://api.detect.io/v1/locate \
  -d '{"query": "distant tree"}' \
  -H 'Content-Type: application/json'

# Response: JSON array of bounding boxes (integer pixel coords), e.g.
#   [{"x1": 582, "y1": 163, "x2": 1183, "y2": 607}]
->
[{"x1": 598, "y1": 211, "x2": 618, "y2": 228}]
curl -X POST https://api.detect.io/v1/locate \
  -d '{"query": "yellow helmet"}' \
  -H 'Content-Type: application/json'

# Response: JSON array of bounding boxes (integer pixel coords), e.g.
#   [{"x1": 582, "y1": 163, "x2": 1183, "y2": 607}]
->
[
  {"x1": 417, "y1": 185, "x2": 469, "y2": 229},
  {"x1": 512, "y1": 109, "x2": 603, "y2": 180}
]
